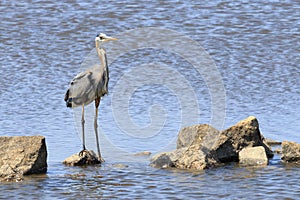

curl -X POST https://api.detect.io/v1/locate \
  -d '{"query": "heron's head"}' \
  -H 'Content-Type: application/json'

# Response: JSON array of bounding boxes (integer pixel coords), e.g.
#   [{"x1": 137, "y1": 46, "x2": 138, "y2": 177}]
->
[{"x1": 95, "y1": 33, "x2": 117, "y2": 47}]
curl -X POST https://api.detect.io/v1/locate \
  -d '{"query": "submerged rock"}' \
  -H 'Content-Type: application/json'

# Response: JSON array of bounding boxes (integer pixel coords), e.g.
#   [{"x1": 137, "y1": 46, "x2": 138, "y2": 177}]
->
[
  {"x1": 239, "y1": 146, "x2": 268, "y2": 166},
  {"x1": 264, "y1": 138, "x2": 282, "y2": 146},
  {"x1": 133, "y1": 151, "x2": 152, "y2": 156},
  {"x1": 0, "y1": 136, "x2": 47, "y2": 182},
  {"x1": 150, "y1": 152, "x2": 176, "y2": 169},
  {"x1": 151, "y1": 116, "x2": 273, "y2": 170},
  {"x1": 63, "y1": 150, "x2": 102, "y2": 166},
  {"x1": 112, "y1": 163, "x2": 129, "y2": 169},
  {"x1": 281, "y1": 141, "x2": 300, "y2": 164}
]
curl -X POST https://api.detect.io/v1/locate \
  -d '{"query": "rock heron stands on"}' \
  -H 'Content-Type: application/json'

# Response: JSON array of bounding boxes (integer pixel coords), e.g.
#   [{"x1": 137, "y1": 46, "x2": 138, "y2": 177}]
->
[{"x1": 64, "y1": 33, "x2": 117, "y2": 162}]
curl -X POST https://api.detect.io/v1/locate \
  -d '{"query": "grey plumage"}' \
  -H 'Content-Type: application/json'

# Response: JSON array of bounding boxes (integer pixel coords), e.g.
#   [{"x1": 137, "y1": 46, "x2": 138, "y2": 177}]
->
[
  {"x1": 64, "y1": 33, "x2": 117, "y2": 162},
  {"x1": 64, "y1": 62, "x2": 109, "y2": 108}
]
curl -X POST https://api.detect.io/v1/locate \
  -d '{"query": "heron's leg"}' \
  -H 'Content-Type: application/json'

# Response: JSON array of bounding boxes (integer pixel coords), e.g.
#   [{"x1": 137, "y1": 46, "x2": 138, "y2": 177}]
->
[
  {"x1": 79, "y1": 105, "x2": 86, "y2": 157},
  {"x1": 79, "y1": 104, "x2": 86, "y2": 156},
  {"x1": 82, "y1": 104, "x2": 86, "y2": 150},
  {"x1": 95, "y1": 97, "x2": 104, "y2": 162}
]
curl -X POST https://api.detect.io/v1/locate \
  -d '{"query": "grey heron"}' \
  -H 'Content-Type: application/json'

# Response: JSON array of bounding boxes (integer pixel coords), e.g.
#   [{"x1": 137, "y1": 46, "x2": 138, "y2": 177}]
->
[{"x1": 64, "y1": 33, "x2": 117, "y2": 163}]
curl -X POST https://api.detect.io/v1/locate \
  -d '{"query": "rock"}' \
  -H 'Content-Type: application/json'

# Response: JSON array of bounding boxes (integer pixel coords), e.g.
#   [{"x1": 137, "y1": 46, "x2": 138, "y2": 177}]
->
[
  {"x1": 175, "y1": 125, "x2": 222, "y2": 170},
  {"x1": 112, "y1": 163, "x2": 129, "y2": 168},
  {"x1": 150, "y1": 152, "x2": 176, "y2": 169},
  {"x1": 239, "y1": 146, "x2": 268, "y2": 166},
  {"x1": 133, "y1": 151, "x2": 152, "y2": 156},
  {"x1": 281, "y1": 141, "x2": 300, "y2": 163},
  {"x1": 213, "y1": 116, "x2": 274, "y2": 162},
  {"x1": 63, "y1": 150, "x2": 102, "y2": 166},
  {"x1": 151, "y1": 116, "x2": 273, "y2": 170},
  {"x1": 264, "y1": 138, "x2": 282, "y2": 146},
  {"x1": 174, "y1": 147, "x2": 221, "y2": 170},
  {"x1": 177, "y1": 124, "x2": 220, "y2": 149},
  {"x1": 0, "y1": 136, "x2": 47, "y2": 182},
  {"x1": 274, "y1": 148, "x2": 282, "y2": 154},
  {"x1": 151, "y1": 125, "x2": 221, "y2": 170}
]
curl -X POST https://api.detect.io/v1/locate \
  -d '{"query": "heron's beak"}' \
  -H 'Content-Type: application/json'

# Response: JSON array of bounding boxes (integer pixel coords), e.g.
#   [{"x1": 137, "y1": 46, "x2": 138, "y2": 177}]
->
[{"x1": 106, "y1": 37, "x2": 118, "y2": 41}]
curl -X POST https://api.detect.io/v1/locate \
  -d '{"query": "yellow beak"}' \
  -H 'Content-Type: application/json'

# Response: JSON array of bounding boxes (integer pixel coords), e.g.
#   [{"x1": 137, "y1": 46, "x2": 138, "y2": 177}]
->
[{"x1": 106, "y1": 37, "x2": 118, "y2": 41}]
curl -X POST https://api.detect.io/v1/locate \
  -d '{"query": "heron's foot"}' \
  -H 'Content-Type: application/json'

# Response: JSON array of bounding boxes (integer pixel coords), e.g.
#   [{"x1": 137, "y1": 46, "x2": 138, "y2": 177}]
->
[
  {"x1": 98, "y1": 156, "x2": 105, "y2": 163},
  {"x1": 78, "y1": 149, "x2": 88, "y2": 157}
]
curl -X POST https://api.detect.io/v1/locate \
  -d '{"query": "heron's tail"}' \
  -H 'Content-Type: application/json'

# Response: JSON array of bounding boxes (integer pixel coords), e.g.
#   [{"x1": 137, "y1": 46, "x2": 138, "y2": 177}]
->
[{"x1": 64, "y1": 89, "x2": 73, "y2": 108}]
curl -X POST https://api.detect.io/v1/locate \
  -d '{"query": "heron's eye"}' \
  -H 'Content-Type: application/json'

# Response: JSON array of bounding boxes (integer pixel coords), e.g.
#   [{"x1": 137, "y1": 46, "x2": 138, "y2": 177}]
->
[{"x1": 99, "y1": 36, "x2": 103, "y2": 40}]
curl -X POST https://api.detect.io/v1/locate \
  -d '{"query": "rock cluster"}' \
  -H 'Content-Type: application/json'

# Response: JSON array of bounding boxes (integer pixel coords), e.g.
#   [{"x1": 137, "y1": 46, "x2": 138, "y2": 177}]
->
[
  {"x1": 151, "y1": 116, "x2": 274, "y2": 170},
  {"x1": 0, "y1": 136, "x2": 47, "y2": 182}
]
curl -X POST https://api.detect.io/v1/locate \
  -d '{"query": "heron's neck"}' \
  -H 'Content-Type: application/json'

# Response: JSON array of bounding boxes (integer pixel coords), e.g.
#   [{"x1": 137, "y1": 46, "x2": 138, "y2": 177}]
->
[
  {"x1": 96, "y1": 46, "x2": 109, "y2": 95},
  {"x1": 96, "y1": 47, "x2": 108, "y2": 69}
]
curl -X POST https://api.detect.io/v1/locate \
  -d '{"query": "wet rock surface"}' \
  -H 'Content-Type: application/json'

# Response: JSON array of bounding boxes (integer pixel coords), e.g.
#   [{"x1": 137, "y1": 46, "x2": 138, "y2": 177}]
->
[
  {"x1": 281, "y1": 141, "x2": 300, "y2": 164},
  {"x1": 151, "y1": 116, "x2": 273, "y2": 170},
  {"x1": 63, "y1": 150, "x2": 102, "y2": 166},
  {"x1": 0, "y1": 136, "x2": 47, "y2": 182},
  {"x1": 239, "y1": 146, "x2": 268, "y2": 166}
]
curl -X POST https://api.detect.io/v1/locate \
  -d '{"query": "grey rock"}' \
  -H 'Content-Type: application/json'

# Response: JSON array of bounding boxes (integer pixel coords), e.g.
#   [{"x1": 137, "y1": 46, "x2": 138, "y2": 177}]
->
[
  {"x1": 0, "y1": 136, "x2": 47, "y2": 182},
  {"x1": 177, "y1": 124, "x2": 220, "y2": 149},
  {"x1": 281, "y1": 141, "x2": 300, "y2": 163},
  {"x1": 151, "y1": 125, "x2": 221, "y2": 170},
  {"x1": 213, "y1": 116, "x2": 274, "y2": 162},
  {"x1": 63, "y1": 150, "x2": 102, "y2": 166},
  {"x1": 239, "y1": 146, "x2": 268, "y2": 166},
  {"x1": 171, "y1": 124, "x2": 221, "y2": 170}
]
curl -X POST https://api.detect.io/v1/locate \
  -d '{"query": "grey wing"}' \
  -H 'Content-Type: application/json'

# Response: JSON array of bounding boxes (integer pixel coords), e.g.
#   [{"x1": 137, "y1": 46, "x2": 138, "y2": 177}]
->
[{"x1": 64, "y1": 70, "x2": 97, "y2": 108}]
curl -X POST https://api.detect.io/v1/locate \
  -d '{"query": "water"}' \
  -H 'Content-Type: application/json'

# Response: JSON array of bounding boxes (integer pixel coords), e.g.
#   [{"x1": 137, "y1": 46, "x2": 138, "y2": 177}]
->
[{"x1": 0, "y1": 0, "x2": 299, "y2": 199}]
